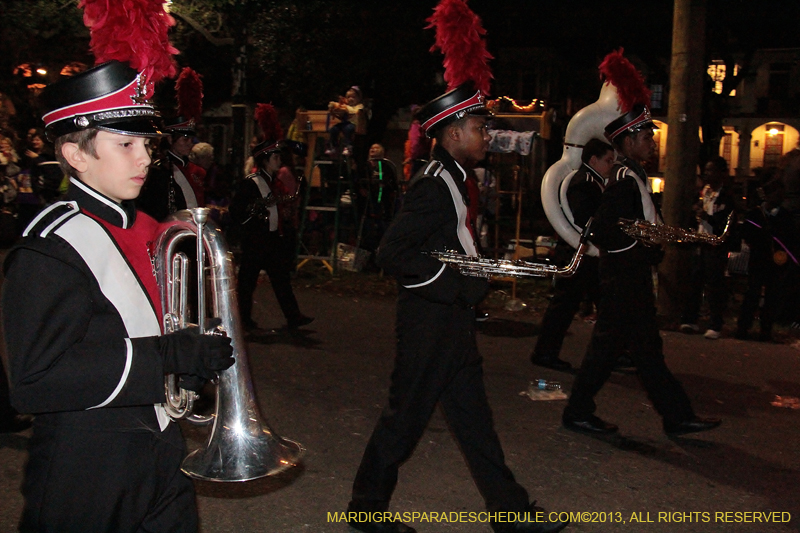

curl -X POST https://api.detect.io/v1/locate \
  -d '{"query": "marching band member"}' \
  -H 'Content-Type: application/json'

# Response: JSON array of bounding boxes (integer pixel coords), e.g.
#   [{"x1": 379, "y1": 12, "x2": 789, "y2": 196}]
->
[
  {"x1": 2, "y1": 60, "x2": 233, "y2": 532},
  {"x1": 531, "y1": 138, "x2": 615, "y2": 370},
  {"x1": 138, "y1": 116, "x2": 206, "y2": 221},
  {"x1": 346, "y1": 82, "x2": 568, "y2": 533},
  {"x1": 562, "y1": 104, "x2": 722, "y2": 437},
  {"x1": 230, "y1": 139, "x2": 312, "y2": 333}
]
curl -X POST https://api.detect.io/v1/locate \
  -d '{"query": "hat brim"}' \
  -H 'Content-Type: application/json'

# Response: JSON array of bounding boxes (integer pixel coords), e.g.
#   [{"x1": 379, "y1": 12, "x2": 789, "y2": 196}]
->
[{"x1": 99, "y1": 118, "x2": 162, "y2": 138}]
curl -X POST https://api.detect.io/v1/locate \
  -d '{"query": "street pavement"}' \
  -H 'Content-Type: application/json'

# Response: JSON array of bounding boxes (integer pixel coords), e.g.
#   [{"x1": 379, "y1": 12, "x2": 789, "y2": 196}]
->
[{"x1": 1, "y1": 278, "x2": 799, "y2": 532}]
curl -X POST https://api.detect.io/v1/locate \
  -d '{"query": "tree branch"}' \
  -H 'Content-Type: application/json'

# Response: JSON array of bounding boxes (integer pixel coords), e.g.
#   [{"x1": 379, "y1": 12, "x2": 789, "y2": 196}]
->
[{"x1": 171, "y1": 8, "x2": 234, "y2": 46}]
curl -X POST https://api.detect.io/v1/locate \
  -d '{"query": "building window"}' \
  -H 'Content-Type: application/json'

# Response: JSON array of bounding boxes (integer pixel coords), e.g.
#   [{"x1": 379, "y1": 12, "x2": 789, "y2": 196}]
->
[
  {"x1": 707, "y1": 60, "x2": 739, "y2": 95},
  {"x1": 650, "y1": 84, "x2": 663, "y2": 109}
]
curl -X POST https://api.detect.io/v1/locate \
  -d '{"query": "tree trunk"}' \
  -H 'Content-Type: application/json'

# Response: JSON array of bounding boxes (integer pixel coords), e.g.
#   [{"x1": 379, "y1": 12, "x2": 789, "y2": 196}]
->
[{"x1": 658, "y1": 0, "x2": 707, "y2": 320}]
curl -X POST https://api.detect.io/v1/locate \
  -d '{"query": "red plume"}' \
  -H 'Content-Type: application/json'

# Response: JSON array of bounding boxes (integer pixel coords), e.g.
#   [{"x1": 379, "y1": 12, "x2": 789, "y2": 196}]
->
[
  {"x1": 426, "y1": 0, "x2": 493, "y2": 95},
  {"x1": 598, "y1": 48, "x2": 651, "y2": 113},
  {"x1": 80, "y1": 0, "x2": 178, "y2": 88},
  {"x1": 176, "y1": 68, "x2": 204, "y2": 123},
  {"x1": 255, "y1": 104, "x2": 283, "y2": 144}
]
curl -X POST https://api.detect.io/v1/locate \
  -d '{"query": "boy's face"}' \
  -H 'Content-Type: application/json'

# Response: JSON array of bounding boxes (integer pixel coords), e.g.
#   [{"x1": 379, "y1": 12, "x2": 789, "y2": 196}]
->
[
  {"x1": 588, "y1": 150, "x2": 616, "y2": 180},
  {"x1": 453, "y1": 116, "x2": 490, "y2": 165},
  {"x1": 171, "y1": 135, "x2": 195, "y2": 157},
  {"x1": 68, "y1": 131, "x2": 151, "y2": 203},
  {"x1": 345, "y1": 90, "x2": 360, "y2": 106}
]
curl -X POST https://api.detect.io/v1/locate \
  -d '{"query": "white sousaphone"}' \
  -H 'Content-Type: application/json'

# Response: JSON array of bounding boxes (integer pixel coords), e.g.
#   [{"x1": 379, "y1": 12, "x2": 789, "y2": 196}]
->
[{"x1": 540, "y1": 82, "x2": 624, "y2": 257}]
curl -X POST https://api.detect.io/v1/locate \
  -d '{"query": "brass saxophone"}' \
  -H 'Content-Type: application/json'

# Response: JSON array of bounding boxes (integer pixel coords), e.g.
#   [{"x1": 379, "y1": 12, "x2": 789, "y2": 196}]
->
[{"x1": 617, "y1": 212, "x2": 733, "y2": 246}]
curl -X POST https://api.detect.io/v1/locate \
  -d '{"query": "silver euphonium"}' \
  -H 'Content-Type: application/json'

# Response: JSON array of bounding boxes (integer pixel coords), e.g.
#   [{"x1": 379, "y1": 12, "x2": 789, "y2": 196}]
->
[
  {"x1": 155, "y1": 208, "x2": 304, "y2": 481},
  {"x1": 430, "y1": 220, "x2": 593, "y2": 279}
]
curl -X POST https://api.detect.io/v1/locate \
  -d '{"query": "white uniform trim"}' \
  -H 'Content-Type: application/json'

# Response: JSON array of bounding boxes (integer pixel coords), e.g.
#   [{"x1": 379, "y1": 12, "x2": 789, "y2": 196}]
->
[
  {"x1": 251, "y1": 173, "x2": 279, "y2": 232},
  {"x1": 53, "y1": 213, "x2": 169, "y2": 430},
  {"x1": 440, "y1": 162, "x2": 478, "y2": 257},
  {"x1": 90, "y1": 339, "x2": 134, "y2": 409},
  {"x1": 607, "y1": 166, "x2": 659, "y2": 254},
  {"x1": 172, "y1": 166, "x2": 198, "y2": 208},
  {"x1": 23, "y1": 201, "x2": 78, "y2": 238},
  {"x1": 70, "y1": 178, "x2": 130, "y2": 228},
  {"x1": 403, "y1": 263, "x2": 447, "y2": 289}
]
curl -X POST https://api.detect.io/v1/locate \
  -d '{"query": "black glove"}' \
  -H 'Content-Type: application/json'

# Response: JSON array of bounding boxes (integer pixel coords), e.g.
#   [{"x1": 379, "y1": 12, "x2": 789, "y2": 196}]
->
[
  {"x1": 457, "y1": 276, "x2": 490, "y2": 307},
  {"x1": 160, "y1": 318, "x2": 234, "y2": 381},
  {"x1": 178, "y1": 374, "x2": 207, "y2": 393}
]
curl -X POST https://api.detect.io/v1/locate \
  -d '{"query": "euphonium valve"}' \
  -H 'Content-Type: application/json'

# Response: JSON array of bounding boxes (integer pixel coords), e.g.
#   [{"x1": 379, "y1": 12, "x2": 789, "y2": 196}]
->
[{"x1": 155, "y1": 208, "x2": 304, "y2": 481}]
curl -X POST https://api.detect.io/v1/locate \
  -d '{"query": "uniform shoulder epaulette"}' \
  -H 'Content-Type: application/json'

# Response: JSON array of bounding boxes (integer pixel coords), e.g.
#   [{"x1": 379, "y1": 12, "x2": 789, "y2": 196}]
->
[
  {"x1": 22, "y1": 201, "x2": 81, "y2": 239},
  {"x1": 408, "y1": 160, "x2": 445, "y2": 189}
]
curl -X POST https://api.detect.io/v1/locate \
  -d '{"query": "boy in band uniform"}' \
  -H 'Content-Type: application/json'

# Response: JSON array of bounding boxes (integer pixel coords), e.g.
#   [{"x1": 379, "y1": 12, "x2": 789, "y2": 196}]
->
[
  {"x1": 531, "y1": 138, "x2": 615, "y2": 370},
  {"x1": 561, "y1": 105, "x2": 721, "y2": 437},
  {"x1": 2, "y1": 60, "x2": 234, "y2": 532},
  {"x1": 346, "y1": 83, "x2": 568, "y2": 533}
]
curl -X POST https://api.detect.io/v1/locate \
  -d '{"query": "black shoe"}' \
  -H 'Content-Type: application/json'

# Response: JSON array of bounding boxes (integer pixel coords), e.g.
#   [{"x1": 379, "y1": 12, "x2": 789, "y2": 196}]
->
[
  {"x1": 613, "y1": 354, "x2": 636, "y2": 372},
  {"x1": 664, "y1": 416, "x2": 722, "y2": 436},
  {"x1": 530, "y1": 354, "x2": 572, "y2": 371},
  {"x1": 0, "y1": 414, "x2": 33, "y2": 433},
  {"x1": 288, "y1": 315, "x2": 314, "y2": 330},
  {"x1": 491, "y1": 502, "x2": 569, "y2": 533},
  {"x1": 348, "y1": 519, "x2": 416, "y2": 533},
  {"x1": 563, "y1": 414, "x2": 618, "y2": 435},
  {"x1": 475, "y1": 309, "x2": 490, "y2": 322}
]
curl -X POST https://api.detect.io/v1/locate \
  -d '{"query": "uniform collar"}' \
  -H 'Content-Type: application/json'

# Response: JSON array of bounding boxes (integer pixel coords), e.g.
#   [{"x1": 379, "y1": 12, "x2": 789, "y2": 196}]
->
[
  {"x1": 167, "y1": 151, "x2": 188, "y2": 167},
  {"x1": 432, "y1": 144, "x2": 467, "y2": 182},
  {"x1": 67, "y1": 177, "x2": 137, "y2": 229},
  {"x1": 618, "y1": 155, "x2": 647, "y2": 180},
  {"x1": 582, "y1": 162, "x2": 607, "y2": 186}
]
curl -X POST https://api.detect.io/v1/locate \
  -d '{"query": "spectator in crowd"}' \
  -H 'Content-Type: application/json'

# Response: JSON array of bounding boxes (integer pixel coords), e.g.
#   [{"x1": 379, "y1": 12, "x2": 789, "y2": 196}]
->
[
  {"x1": 326, "y1": 86, "x2": 365, "y2": 158},
  {"x1": 736, "y1": 176, "x2": 799, "y2": 341},
  {"x1": 679, "y1": 156, "x2": 736, "y2": 340}
]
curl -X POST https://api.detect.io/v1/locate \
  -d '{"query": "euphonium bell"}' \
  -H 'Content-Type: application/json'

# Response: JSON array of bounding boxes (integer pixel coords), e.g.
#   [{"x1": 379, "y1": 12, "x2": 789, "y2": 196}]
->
[{"x1": 155, "y1": 208, "x2": 304, "y2": 482}]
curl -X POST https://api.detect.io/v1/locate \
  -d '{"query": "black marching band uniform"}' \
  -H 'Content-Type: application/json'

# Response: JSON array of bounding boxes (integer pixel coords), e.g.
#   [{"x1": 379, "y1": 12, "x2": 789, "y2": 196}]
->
[
  {"x1": 137, "y1": 118, "x2": 204, "y2": 222},
  {"x1": 348, "y1": 83, "x2": 567, "y2": 533},
  {"x1": 532, "y1": 161, "x2": 604, "y2": 370},
  {"x1": 230, "y1": 140, "x2": 308, "y2": 331},
  {"x1": 2, "y1": 60, "x2": 233, "y2": 531},
  {"x1": 5, "y1": 181, "x2": 196, "y2": 530},
  {"x1": 563, "y1": 105, "x2": 719, "y2": 436}
]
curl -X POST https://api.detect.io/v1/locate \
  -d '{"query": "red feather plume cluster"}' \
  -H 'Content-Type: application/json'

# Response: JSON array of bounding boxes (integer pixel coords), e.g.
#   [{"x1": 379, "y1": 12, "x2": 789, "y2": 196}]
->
[
  {"x1": 80, "y1": 0, "x2": 179, "y2": 90},
  {"x1": 598, "y1": 48, "x2": 651, "y2": 113},
  {"x1": 426, "y1": 0, "x2": 493, "y2": 95},
  {"x1": 176, "y1": 68, "x2": 204, "y2": 123},
  {"x1": 255, "y1": 104, "x2": 283, "y2": 144}
]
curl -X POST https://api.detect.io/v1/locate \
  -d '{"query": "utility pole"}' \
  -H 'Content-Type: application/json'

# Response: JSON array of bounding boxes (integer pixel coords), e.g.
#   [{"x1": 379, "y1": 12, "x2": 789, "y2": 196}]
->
[
  {"x1": 230, "y1": 1, "x2": 248, "y2": 185},
  {"x1": 658, "y1": 0, "x2": 707, "y2": 319}
]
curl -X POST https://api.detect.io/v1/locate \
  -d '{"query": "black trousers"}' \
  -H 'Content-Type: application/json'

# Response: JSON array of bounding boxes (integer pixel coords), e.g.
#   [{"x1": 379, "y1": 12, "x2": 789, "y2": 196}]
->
[
  {"x1": 681, "y1": 246, "x2": 729, "y2": 331},
  {"x1": 237, "y1": 230, "x2": 301, "y2": 326},
  {"x1": 20, "y1": 422, "x2": 197, "y2": 533},
  {"x1": 564, "y1": 255, "x2": 695, "y2": 427},
  {"x1": 533, "y1": 256, "x2": 599, "y2": 360},
  {"x1": 737, "y1": 264, "x2": 788, "y2": 336},
  {"x1": 349, "y1": 297, "x2": 529, "y2": 514}
]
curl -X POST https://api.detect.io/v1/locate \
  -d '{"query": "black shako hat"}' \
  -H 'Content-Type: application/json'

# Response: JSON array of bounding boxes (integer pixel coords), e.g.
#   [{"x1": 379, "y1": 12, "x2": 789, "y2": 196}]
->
[
  {"x1": 417, "y1": 82, "x2": 491, "y2": 138},
  {"x1": 163, "y1": 116, "x2": 197, "y2": 137},
  {"x1": 604, "y1": 104, "x2": 658, "y2": 143},
  {"x1": 40, "y1": 60, "x2": 161, "y2": 141},
  {"x1": 252, "y1": 139, "x2": 286, "y2": 159}
]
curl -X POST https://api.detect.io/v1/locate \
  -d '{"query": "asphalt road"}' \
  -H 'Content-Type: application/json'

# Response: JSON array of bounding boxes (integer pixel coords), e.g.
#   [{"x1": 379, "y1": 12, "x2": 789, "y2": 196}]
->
[{"x1": 1, "y1": 277, "x2": 799, "y2": 533}]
